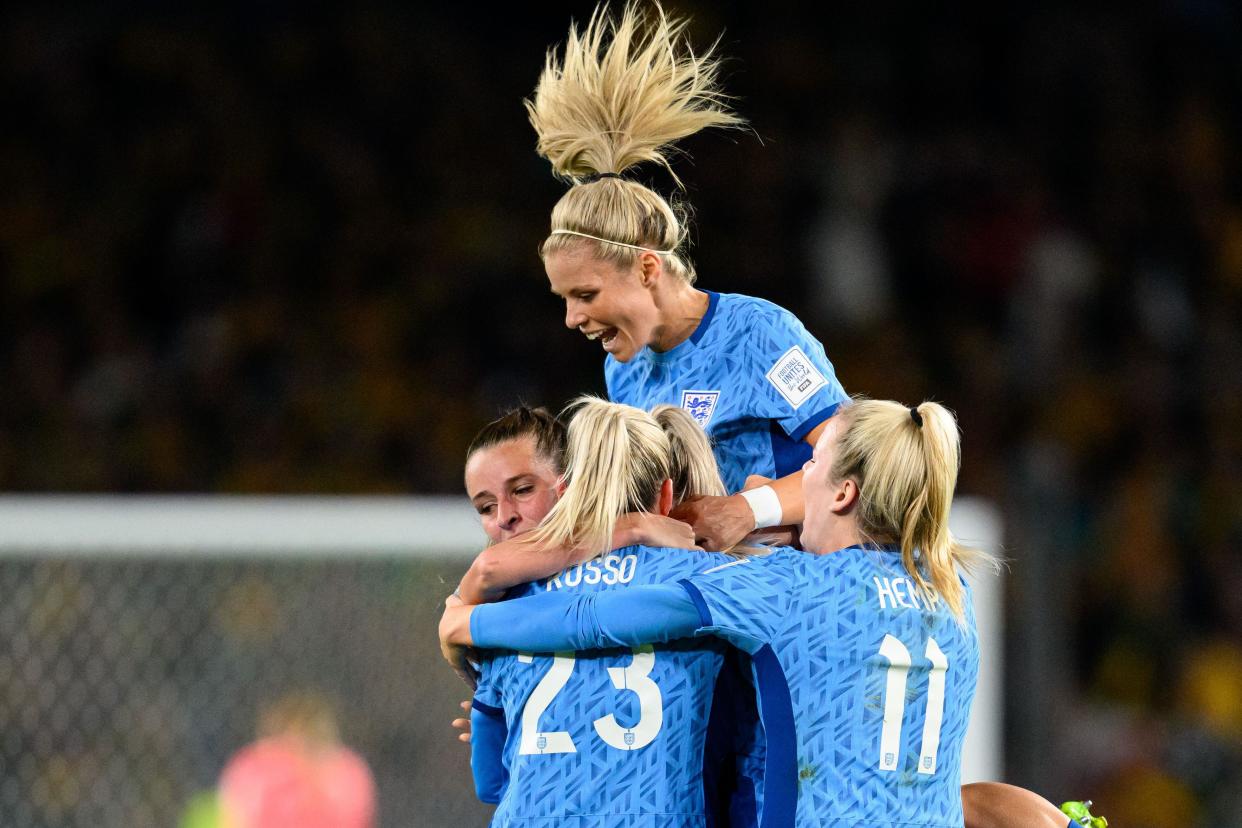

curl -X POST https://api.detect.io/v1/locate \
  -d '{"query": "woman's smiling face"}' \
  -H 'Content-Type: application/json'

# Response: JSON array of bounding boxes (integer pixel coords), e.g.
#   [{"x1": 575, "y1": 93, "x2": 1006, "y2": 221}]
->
[{"x1": 545, "y1": 246, "x2": 660, "y2": 363}]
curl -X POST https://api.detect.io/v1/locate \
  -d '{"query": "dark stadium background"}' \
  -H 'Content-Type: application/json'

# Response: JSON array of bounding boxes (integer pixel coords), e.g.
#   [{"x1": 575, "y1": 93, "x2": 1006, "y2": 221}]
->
[{"x1": 2, "y1": 2, "x2": 1239, "y2": 826}]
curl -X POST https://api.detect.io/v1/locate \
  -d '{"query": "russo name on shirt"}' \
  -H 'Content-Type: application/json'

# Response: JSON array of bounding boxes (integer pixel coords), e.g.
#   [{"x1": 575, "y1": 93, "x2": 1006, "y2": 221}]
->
[{"x1": 544, "y1": 554, "x2": 639, "y2": 591}]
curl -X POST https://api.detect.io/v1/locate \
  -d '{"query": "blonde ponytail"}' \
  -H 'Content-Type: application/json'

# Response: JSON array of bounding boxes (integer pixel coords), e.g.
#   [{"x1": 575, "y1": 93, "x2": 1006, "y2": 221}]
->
[
  {"x1": 831, "y1": 399, "x2": 994, "y2": 621},
  {"x1": 650, "y1": 404, "x2": 726, "y2": 502},
  {"x1": 529, "y1": 2, "x2": 744, "y2": 283},
  {"x1": 524, "y1": 396, "x2": 670, "y2": 558},
  {"x1": 649, "y1": 404, "x2": 769, "y2": 558}
]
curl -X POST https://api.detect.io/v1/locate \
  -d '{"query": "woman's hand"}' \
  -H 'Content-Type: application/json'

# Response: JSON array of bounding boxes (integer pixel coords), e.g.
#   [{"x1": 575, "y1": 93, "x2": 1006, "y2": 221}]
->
[
  {"x1": 669, "y1": 494, "x2": 756, "y2": 552},
  {"x1": 452, "y1": 700, "x2": 472, "y2": 744},
  {"x1": 441, "y1": 640, "x2": 478, "y2": 690},
  {"x1": 614, "y1": 512, "x2": 701, "y2": 550},
  {"x1": 439, "y1": 598, "x2": 479, "y2": 689}
]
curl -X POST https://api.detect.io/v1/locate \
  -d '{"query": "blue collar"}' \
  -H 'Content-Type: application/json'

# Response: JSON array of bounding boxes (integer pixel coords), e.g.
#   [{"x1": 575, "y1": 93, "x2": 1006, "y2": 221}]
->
[
  {"x1": 689, "y1": 290, "x2": 719, "y2": 345},
  {"x1": 838, "y1": 542, "x2": 902, "y2": 555}
]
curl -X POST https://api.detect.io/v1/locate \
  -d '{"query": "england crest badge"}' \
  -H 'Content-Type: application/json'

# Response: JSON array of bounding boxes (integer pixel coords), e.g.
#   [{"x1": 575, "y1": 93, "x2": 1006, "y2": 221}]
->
[{"x1": 680, "y1": 390, "x2": 720, "y2": 428}]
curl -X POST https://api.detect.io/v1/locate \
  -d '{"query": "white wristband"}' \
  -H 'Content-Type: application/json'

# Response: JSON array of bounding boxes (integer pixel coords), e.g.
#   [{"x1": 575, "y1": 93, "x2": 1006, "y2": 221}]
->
[{"x1": 739, "y1": 485, "x2": 783, "y2": 530}]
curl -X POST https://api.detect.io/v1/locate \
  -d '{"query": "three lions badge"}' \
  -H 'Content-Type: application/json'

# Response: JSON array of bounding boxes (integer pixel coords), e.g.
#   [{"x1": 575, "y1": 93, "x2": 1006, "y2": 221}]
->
[{"x1": 680, "y1": 390, "x2": 720, "y2": 428}]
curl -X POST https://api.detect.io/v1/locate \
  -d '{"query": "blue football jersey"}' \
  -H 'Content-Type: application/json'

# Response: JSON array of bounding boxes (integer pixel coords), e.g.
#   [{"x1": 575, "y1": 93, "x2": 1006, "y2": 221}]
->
[
  {"x1": 605, "y1": 292, "x2": 848, "y2": 492},
  {"x1": 684, "y1": 547, "x2": 980, "y2": 828},
  {"x1": 472, "y1": 546, "x2": 739, "y2": 828}
]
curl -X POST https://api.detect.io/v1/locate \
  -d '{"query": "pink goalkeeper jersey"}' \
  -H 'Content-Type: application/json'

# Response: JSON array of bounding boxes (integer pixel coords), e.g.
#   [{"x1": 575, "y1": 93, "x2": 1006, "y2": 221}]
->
[{"x1": 219, "y1": 737, "x2": 376, "y2": 828}]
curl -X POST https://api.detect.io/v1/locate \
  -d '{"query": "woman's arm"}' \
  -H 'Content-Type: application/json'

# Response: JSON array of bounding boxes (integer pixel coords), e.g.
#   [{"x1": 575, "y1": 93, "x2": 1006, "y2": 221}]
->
[
  {"x1": 457, "y1": 540, "x2": 575, "y2": 606},
  {"x1": 670, "y1": 420, "x2": 830, "y2": 551},
  {"x1": 739, "y1": 474, "x2": 801, "y2": 548},
  {"x1": 457, "y1": 513, "x2": 698, "y2": 604},
  {"x1": 962, "y1": 783, "x2": 1079, "y2": 828},
  {"x1": 469, "y1": 699, "x2": 509, "y2": 804},
  {"x1": 440, "y1": 585, "x2": 703, "y2": 654}
]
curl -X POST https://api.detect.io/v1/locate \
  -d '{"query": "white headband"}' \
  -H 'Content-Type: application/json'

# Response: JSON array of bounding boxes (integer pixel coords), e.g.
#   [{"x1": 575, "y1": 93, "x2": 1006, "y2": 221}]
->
[{"x1": 549, "y1": 229, "x2": 674, "y2": 255}]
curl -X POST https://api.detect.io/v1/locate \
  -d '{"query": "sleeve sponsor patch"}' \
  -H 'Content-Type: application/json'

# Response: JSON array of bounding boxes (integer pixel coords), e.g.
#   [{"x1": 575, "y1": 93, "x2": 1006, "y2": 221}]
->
[{"x1": 765, "y1": 345, "x2": 828, "y2": 409}]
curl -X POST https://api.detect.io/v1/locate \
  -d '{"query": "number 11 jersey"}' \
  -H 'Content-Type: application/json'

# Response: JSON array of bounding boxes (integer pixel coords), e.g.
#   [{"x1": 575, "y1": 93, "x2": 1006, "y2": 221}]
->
[{"x1": 682, "y1": 546, "x2": 980, "y2": 828}]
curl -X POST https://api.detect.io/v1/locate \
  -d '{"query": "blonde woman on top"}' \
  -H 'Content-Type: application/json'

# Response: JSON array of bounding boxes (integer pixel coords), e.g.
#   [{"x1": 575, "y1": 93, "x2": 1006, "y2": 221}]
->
[{"x1": 528, "y1": 3, "x2": 848, "y2": 552}]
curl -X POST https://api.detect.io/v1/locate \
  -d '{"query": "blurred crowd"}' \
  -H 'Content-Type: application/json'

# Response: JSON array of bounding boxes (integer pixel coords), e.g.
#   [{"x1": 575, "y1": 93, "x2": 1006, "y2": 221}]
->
[{"x1": 1, "y1": 3, "x2": 1239, "y2": 826}]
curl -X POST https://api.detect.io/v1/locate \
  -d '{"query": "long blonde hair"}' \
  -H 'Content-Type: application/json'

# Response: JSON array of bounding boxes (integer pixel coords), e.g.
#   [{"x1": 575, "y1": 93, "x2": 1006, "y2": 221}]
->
[
  {"x1": 830, "y1": 399, "x2": 992, "y2": 621},
  {"x1": 651, "y1": 404, "x2": 727, "y2": 502},
  {"x1": 528, "y1": 2, "x2": 744, "y2": 283},
  {"x1": 524, "y1": 396, "x2": 671, "y2": 557}
]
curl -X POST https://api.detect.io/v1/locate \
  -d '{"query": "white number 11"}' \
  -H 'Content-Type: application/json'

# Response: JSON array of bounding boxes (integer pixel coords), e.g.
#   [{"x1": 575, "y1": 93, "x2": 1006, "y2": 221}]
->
[{"x1": 877, "y1": 634, "x2": 948, "y2": 774}]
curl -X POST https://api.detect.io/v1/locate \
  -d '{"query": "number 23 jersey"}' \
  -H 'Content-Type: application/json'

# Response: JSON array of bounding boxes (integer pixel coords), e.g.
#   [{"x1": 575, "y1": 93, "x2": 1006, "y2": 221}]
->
[{"x1": 474, "y1": 546, "x2": 734, "y2": 828}]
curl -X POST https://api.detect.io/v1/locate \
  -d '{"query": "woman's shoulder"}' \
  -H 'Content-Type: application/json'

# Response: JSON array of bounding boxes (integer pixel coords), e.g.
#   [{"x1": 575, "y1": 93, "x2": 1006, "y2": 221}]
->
[
  {"x1": 714, "y1": 291, "x2": 800, "y2": 321},
  {"x1": 711, "y1": 292, "x2": 815, "y2": 341}
]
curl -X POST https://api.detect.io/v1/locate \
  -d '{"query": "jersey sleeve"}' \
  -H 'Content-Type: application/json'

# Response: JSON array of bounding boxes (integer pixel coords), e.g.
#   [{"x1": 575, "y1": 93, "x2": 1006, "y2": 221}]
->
[
  {"x1": 679, "y1": 552, "x2": 798, "y2": 654},
  {"x1": 469, "y1": 708, "x2": 507, "y2": 805},
  {"x1": 470, "y1": 585, "x2": 702, "y2": 652},
  {"x1": 745, "y1": 306, "x2": 848, "y2": 442},
  {"x1": 468, "y1": 657, "x2": 508, "y2": 804}
]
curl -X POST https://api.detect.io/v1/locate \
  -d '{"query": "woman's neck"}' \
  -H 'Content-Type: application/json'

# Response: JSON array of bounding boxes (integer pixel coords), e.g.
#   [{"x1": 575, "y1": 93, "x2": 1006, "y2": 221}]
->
[
  {"x1": 649, "y1": 283, "x2": 710, "y2": 353},
  {"x1": 811, "y1": 524, "x2": 870, "y2": 556}
]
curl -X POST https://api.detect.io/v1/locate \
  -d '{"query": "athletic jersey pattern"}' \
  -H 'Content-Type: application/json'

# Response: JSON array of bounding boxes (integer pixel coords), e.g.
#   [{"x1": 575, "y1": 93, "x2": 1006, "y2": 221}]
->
[
  {"x1": 684, "y1": 546, "x2": 979, "y2": 828},
  {"x1": 473, "y1": 546, "x2": 735, "y2": 828},
  {"x1": 605, "y1": 292, "x2": 849, "y2": 493}
]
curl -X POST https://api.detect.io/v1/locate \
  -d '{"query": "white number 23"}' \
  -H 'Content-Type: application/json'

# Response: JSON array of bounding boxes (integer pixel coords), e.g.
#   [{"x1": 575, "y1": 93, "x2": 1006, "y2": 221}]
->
[{"x1": 516, "y1": 647, "x2": 663, "y2": 755}]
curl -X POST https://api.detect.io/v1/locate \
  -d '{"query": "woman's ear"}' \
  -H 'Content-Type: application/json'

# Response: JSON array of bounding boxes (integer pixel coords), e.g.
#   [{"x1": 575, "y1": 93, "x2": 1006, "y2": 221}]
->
[
  {"x1": 656, "y1": 478, "x2": 675, "y2": 516},
  {"x1": 831, "y1": 478, "x2": 859, "y2": 515},
  {"x1": 556, "y1": 476, "x2": 568, "y2": 498},
  {"x1": 638, "y1": 251, "x2": 663, "y2": 289}
]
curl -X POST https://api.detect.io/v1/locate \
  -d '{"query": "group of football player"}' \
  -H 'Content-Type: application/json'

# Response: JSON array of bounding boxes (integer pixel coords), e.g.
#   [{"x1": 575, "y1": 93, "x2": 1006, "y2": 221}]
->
[{"x1": 437, "y1": 5, "x2": 1107, "y2": 828}]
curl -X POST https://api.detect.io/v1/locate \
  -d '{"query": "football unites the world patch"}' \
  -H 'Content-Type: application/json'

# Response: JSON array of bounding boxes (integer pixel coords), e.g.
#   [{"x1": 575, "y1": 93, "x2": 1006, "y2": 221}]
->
[
  {"x1": 680, "y1": 390, "x2": 720, "y2": 428},
  {"x1": 766, "y1": 345, "x2": 828, "y2": 408}
]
